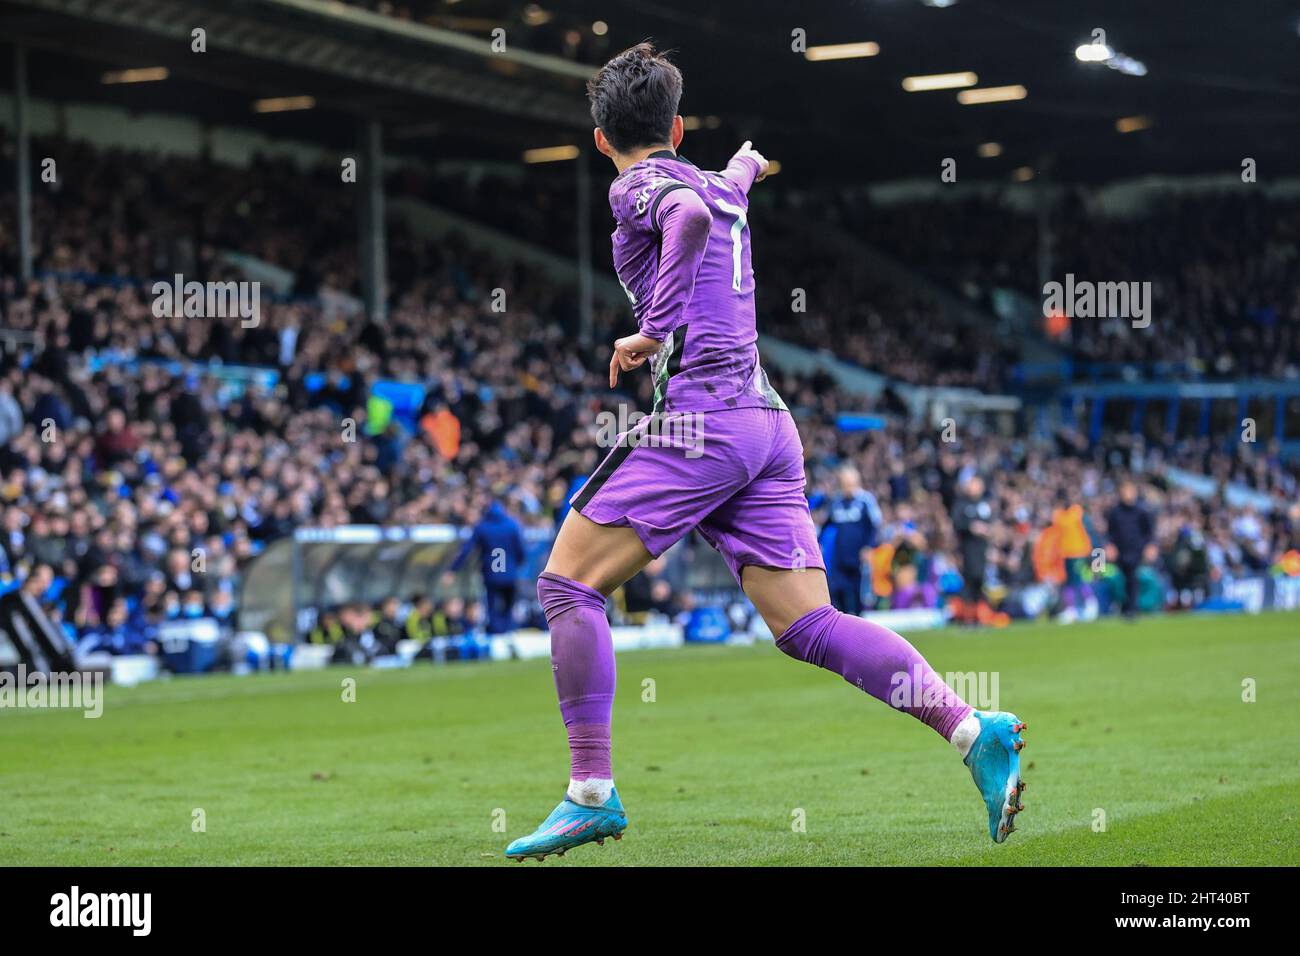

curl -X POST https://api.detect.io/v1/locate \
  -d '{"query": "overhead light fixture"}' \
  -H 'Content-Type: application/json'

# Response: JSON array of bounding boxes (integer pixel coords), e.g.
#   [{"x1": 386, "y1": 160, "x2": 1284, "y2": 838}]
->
[
  {"x1": 101, "y1": 67, "x2": 169, "y2": 84},
  {"x1": 1115, "y1": 115, "x2": 1153, "y2": 134},
  {"x1": 592, "y1": 20, "x2": 609, "y2": 36},
  {"x1": 523, "y1": 145, "x2": 579, "y2": 163},
  {"x1": 682, "y1": 116, "x2": 721, "y2": 131},
  {"x1": 1075, "y1": 42, "x2": 1113, "y2": 62},
  {"x1": 805, "y1": 42, "x2": 880, "y2": 62},
  {"x1": 976, "y1": 142, "x2": 1002, "y2": 158},
  {"x1": 522, "y1": 4, "x2": 552, "y2": 26},
  {"x1": 902, "y1": 71, "x2": 977, "y2": 92},
  {"x1": 1012, "y1": 166, "x2": 1034, "y2": 182},
  {"x1": 957, "y1": 85, "x2": 1027, "y2": 105},
  {"x1": 1076, "y1": 40, "x2": 1147, "y2": 76},
  {"x1": 253, "y1": 96, "x2": 315, "y2": 113}
]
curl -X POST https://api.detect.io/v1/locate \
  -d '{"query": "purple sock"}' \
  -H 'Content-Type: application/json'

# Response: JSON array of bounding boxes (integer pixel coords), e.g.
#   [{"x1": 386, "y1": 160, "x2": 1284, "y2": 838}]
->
[
  {"x1": 776, "y1": 605, "x2": 973, "y2": 740},
  {"x1": 536, "y1": 572, "x2": 615, "y2": 780}
]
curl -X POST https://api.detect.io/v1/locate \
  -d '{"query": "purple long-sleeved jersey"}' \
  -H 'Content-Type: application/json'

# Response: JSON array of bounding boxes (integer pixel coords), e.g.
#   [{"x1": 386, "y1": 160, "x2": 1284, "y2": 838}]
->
[{"x1": 607, "y1": 150, "x2": 787, "y2": 414}]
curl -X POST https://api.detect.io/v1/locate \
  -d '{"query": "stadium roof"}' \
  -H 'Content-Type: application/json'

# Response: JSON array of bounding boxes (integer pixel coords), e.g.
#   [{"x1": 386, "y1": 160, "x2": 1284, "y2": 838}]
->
[{"x1": 1, "y1": 0, "x2": 1298, "y2": 183}]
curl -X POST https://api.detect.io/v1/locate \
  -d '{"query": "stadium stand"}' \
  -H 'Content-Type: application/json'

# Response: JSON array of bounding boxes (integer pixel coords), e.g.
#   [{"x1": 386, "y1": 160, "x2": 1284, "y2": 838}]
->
[
  {"x1": 2, "y1": 128, "x2": 1299, "y2": 672},
  {"x1": 1, "y1": 0, "x2": 1298, "y2": 678}
]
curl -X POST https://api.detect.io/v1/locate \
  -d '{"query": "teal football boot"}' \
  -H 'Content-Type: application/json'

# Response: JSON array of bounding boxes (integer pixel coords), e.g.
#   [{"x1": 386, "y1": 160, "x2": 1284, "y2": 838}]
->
[
  {"x1": 504, "y1": 788, "x2": 628, "y2": 862},
  {"x1": 963, "y1": 711, "x2": 1027, "y2": 843}
]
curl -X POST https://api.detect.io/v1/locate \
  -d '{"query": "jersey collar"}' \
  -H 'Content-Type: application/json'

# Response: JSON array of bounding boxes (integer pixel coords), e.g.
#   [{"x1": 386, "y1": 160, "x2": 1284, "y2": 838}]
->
[{"x1": 646, "y1": 149, "x2": 696, "y2": 166}]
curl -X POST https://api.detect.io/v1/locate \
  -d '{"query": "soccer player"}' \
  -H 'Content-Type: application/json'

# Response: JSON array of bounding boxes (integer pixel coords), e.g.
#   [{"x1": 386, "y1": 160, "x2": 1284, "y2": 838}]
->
[{"x1": 505, "y1": 44, "x2": 1027, "y2": 861}]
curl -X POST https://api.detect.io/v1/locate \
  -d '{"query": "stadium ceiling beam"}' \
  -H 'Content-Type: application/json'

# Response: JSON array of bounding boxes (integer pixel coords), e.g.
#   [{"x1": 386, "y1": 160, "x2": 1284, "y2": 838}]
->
[
  {"x1": 261, "y1": 0, "x2": 595, "y2": 81},
  {"x1": 6, "y1": 0, "x2": 592, "y2": 127}
]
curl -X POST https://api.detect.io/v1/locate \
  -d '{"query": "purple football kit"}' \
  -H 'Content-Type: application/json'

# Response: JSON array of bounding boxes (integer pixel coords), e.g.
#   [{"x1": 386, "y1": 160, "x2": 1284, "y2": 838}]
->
[
  {"x1": 521, "y1": 149, "x2": 982, "y2": 844},
  {"x1": 570, "y1": 151, "x2": 822, "y2": 581}
]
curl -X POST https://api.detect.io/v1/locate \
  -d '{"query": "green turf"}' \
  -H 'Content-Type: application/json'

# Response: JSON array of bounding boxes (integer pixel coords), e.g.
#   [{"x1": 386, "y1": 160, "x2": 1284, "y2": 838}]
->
[{"x1": 2, "y1": 611, "x2": 1297, "y2": 866}]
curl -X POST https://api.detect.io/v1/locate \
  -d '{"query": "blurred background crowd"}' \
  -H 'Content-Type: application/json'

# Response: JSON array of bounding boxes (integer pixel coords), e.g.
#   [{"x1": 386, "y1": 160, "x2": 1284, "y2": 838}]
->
[{"x1": 2, "y1": 127, "x2": 1298, "y2": 666}]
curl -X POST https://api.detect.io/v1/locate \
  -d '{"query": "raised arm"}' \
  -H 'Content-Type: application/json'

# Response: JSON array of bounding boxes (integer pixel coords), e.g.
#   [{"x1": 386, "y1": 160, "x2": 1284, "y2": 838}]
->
[{"x1": 717, "y1": 140, "x2": 770, "y2": 194}]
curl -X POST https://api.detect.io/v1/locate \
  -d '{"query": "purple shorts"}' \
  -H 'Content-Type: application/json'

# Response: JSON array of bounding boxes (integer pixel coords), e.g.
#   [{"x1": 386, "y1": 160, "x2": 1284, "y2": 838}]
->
[{"x1": 571, "y1": 406, "x2": 825, "y2": 584}]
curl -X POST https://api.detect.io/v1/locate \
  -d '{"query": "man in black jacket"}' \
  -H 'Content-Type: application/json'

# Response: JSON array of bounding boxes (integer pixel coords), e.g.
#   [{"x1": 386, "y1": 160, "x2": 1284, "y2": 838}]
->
[
  {"x1": 951, "y1": 475, "x2": 992, "y2": 625},
  {"x1": 1106, "y1": 480, "x2": 1154, "y2": 618}
]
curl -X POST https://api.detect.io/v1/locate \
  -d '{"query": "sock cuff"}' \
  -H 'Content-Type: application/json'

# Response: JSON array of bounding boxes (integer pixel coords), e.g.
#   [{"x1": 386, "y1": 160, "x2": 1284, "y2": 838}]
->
[
  {"x1": 537, "y1": 571, "x2": 608, "y2": 622},
  {"x1": 775, "y1": 603, "x2": 838, "y2": 646}
]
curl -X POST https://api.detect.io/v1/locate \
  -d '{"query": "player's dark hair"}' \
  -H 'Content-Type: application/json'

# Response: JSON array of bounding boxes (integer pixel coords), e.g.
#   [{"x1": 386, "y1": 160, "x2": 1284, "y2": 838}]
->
[{"x1": 586, "y1": 42, "x2": 683, "y2": 153}]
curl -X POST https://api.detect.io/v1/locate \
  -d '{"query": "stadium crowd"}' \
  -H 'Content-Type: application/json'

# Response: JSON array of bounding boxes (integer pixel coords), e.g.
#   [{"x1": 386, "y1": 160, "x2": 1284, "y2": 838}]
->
[
  {"x1": 822, "y1": 189, "x2": 1300, "y2": 379},
  {"x1": 399, "y1": 164, "x2": 1005, "y2": 389},
  {"x1": 416, "y1": 167, "x2": 1300, "y2": 386},
  {"x1": 1, "y1": 133, "x2": 1298, "y2": 667}
]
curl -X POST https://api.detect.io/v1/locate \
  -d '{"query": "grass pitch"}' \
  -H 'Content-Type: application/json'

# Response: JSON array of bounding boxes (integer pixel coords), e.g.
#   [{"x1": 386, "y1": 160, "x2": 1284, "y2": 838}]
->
[{"x1": 2, "y1": 611, "x2": 1297, "y2": 866}]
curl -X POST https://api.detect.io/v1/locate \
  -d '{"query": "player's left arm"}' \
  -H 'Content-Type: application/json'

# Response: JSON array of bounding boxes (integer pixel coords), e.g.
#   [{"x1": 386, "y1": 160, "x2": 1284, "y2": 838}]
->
[{"x1": 609, "y1": 186, "x2": 713, "y2": 387}]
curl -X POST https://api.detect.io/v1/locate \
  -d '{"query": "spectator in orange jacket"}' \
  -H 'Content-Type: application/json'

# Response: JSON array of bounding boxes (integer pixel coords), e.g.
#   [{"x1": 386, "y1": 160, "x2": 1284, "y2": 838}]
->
[
  {"x1": 1033, "y1": 524, "x2": 1066, "y2": 585},
  {"x1": 421, "y1": 403, "x2": 461, "y2": 460},
  {"x1": 1052, "y1": 499, "x2": 1094, "y2": 616}
]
